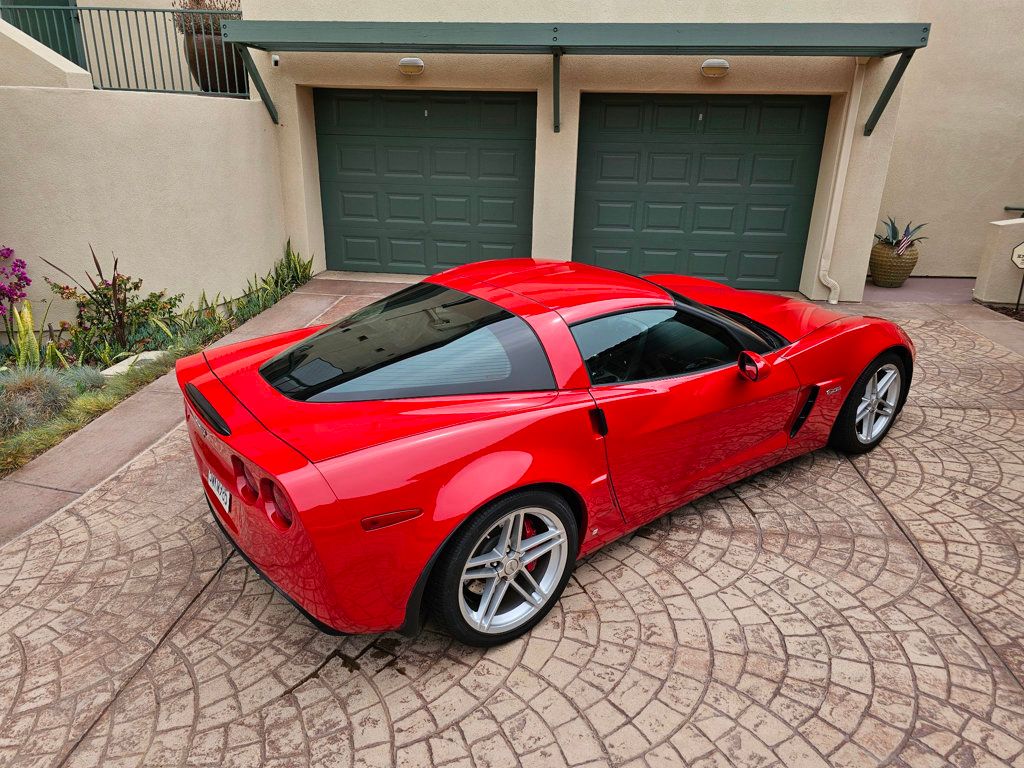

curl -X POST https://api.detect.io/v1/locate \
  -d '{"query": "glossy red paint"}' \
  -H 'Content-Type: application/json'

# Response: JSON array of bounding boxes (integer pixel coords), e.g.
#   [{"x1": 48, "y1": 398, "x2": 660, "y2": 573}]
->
[{"x1": 177, "y1": 259, "x2": 914, "y2": 635}]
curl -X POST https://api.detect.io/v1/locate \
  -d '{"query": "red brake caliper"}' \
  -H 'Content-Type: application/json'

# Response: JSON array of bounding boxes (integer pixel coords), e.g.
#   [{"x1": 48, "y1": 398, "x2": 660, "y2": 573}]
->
[{"x1": 523, "y1": 517, "x2": 538, "y2": 572}]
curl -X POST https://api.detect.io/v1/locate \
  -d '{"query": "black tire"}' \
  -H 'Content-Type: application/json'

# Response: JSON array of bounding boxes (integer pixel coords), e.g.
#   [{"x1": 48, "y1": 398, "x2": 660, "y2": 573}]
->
[
  {"x1": 829, "y1": 351, "x2": 908, "y2": 455},
  {"x1": 429, "y1": 490, "x2": 578, "y2": 647}
]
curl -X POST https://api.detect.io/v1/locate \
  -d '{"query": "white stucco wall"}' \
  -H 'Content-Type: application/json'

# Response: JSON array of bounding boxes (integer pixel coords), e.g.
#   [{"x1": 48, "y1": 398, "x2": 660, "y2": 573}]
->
[{"x1": 0, "y1": 87, "x2": 287, "y2": 325}]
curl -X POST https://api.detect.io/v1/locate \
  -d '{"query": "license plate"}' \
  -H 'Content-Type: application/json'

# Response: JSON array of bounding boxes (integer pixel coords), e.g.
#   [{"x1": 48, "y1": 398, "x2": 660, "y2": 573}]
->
[{"x1": 207, "y1": 470, "x2": 231, "y2": 514}]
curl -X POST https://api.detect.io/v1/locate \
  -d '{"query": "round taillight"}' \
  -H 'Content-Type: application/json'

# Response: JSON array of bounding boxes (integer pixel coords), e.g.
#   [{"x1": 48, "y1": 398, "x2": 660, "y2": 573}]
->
[
  {"x1": 261, "y1": 479, "x2": 295, "y2": 530},
  {"x1": 231, "y1": 456, "x2": 259, "y2": 504}
]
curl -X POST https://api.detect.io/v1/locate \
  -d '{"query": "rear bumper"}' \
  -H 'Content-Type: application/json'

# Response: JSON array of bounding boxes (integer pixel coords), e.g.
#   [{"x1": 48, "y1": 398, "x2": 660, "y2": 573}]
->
[
  {"x1": 178, "y1": 348, "x2": 442, "y2": 636},
  {"x1": 206, "y1": 498, "x2": 347, "y2": 636}
]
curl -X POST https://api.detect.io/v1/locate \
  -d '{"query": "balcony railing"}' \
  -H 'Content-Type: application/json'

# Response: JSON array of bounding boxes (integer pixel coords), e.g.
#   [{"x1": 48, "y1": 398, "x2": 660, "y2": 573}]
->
[{"x1": 0, "y1": 4, "x2": 248, "y2": 96}]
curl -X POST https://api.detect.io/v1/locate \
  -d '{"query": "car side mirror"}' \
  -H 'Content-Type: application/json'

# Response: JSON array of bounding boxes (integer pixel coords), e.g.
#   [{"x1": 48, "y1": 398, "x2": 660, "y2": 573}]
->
[{"x1": 738, "y1": 351, "x2": 771, "y2": 382}]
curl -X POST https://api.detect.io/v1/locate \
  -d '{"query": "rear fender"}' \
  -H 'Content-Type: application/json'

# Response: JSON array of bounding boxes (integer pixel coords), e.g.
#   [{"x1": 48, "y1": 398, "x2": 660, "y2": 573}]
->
[{"x1": 313, "y1": 390, "x2": 621, "y2": 633}]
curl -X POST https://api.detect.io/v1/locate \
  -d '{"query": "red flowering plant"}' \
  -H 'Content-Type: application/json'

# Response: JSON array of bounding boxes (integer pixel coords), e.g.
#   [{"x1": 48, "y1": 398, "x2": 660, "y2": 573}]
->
[
  {"x1": 42, "y1": 247, "x2": 182, "y2": 366},
  {"x1": 0, "y1": 246, "x2": 31, "y2": 341}
]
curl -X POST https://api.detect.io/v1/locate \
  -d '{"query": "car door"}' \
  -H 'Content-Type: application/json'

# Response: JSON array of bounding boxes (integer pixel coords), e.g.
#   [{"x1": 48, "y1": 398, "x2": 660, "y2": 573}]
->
[{"x1": 570, "y1": 305, "x2": 802, "y2": 526}]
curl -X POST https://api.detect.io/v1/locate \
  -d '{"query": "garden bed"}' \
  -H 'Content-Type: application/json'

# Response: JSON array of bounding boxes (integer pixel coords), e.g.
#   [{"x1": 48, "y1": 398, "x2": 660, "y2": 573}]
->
[{"x1": 1, "y1": 243, "x2": 312, "y2": 477}]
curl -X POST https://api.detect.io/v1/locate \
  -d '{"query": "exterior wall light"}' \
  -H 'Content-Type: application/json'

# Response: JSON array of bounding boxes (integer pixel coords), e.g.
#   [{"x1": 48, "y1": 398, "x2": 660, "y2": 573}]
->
[
  {"x1": 398, "y1": 57, "x2": 425, "y2": 75},
  {"x1": 700, "y1": 58, "x2": 730, "y2": 78}
]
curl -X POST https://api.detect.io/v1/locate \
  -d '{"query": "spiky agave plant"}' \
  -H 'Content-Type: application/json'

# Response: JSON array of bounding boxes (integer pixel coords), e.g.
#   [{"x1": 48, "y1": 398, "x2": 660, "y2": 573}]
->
[{"x1": 875, "y1": 218, "x2": 928, "y2": 256}]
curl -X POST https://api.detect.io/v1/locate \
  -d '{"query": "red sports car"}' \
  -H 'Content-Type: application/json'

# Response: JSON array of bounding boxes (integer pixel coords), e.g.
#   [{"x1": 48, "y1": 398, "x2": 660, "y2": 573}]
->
[{"x1": 177, "y1": 259, "x2": 914, "y2": 646}]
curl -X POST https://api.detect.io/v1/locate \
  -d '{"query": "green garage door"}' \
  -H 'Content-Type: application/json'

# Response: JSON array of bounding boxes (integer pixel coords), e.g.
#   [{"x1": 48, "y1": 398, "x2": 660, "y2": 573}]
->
[
  {"x1": 315, "y1": 89, "x2": 536, "y2": 274},
  {"x1": 573, "y1": 94, "x2": 829, "y2": 290}
]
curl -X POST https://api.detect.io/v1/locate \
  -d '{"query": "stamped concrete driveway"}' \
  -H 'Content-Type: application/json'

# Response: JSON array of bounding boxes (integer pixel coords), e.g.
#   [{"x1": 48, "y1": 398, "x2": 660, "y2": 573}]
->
[{"x1": 2, "y1": 278, "x2": 1024, "y2": 768}]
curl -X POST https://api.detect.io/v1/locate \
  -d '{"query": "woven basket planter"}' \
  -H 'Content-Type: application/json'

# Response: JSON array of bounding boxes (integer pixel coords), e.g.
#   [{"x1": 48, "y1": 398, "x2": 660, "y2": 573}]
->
[{"x1": 869, "y1": 243, "x2": 919, "y2": 288}]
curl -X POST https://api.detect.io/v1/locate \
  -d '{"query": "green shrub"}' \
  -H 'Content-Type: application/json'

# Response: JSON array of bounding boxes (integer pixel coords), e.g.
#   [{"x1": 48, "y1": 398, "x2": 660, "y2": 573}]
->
[
  {"x1": 1, "y1": 242, "x2": 314, "y2": 476},
  {"x1": 233, "y1": 241, "x2": 314, "y2": 325},
  {"x1": 43, "y1": 246, "x2": 183, "y2": 366},
  {"x1": 0, "y1": 397, "x2": 32, "y2": 438},
  {"x1": 0, "y1": 352, "x2": 177, "y2": 474},
  {"x1": 61, "y1": 366, "x2": 106, "y2": 394},
  {"x1": 0, "y1": 368, "x2": 74, "y2": 421}
]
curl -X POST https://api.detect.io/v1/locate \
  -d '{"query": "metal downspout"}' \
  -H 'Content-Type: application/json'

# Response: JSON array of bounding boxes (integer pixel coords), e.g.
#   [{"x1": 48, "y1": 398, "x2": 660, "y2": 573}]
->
[{"x1": 818, "y1": 57, "x2": 867, "y2": 304}]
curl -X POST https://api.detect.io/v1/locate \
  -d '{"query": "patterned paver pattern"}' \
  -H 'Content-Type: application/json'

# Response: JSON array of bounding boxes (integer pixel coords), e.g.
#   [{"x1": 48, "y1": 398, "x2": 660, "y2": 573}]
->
[{"x1": 2, "y1": 293, "x2": 1023, "y2": 767}]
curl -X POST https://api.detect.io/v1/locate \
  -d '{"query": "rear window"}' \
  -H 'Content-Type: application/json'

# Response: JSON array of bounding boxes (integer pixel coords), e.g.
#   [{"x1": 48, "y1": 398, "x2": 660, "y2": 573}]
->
[{"x1": 260, "y1": 283, "x2": 555, "y2": 402}]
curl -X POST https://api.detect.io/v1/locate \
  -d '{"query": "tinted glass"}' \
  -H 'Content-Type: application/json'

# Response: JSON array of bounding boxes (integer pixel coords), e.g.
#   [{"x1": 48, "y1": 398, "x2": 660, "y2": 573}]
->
[
  {"x1": 659, "y1": 286, "x2": 776, "y2": 350},
  {"x1": 572, "y1": 309, "x2": 741, "y2": 385},
  {"x1": 262, "y1": 283, "x2": 555, "y2": 402}
]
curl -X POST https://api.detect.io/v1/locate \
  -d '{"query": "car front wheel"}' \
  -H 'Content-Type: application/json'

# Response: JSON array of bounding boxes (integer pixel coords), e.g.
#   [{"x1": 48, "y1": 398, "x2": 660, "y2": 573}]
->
[
  {"x1": 830, "y1": 351, "x2": 907, "y2": 454},
  {"x1": 430, "y1": 490, "x2": 578, "y2": 647}
]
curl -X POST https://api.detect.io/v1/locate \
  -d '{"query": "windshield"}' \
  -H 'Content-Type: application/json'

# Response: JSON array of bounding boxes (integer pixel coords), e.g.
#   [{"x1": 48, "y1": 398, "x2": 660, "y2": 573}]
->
[{"x1": 261, "y1": 283, "x2": 556, "y2": 402}]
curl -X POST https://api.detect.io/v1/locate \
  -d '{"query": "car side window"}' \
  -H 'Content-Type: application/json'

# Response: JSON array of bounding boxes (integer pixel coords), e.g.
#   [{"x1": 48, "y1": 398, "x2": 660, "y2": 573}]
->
[{"x1": 571, "y1": 308, "x2": 742, "y2": 385}]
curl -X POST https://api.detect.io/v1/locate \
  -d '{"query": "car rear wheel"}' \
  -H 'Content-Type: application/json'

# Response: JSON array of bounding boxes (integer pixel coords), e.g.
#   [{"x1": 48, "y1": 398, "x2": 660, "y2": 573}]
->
[
  {"x1": 830, "y1": 351, "x2": 907, "y2": 454},
  {"x1": 430, "y1": 490, "x2": 578, "y2": 647}
]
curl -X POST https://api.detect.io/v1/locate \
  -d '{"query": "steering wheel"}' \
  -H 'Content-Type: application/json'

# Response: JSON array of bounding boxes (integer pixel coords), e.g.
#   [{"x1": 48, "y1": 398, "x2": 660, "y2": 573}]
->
[{"x1": 588, "y1": 316, "x2": 649, "y2": 384}]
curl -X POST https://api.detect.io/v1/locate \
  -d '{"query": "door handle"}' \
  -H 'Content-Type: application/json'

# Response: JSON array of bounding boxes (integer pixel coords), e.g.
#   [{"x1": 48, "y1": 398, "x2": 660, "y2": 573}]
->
[{"x1": 589, "y1": 407, "x2": 609, "y2": 436}]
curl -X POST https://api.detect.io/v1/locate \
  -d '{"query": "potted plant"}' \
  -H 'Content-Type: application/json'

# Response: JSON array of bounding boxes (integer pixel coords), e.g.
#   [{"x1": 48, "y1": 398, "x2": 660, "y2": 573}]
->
[
  {"x1": 173, "y1": 0, "x2": 247, "y2": 95},
  {"x1": 870, "y1": 218, "x2": 927, "y2": 288}
]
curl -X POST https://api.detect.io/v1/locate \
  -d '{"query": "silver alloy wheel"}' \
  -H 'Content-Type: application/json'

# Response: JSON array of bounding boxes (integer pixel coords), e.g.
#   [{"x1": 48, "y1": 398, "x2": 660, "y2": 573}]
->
[
  {"x1": 458, "y1": 506, "x2": 569, "y2": 634},
  {"x1": 855, "y1": 363, "x2": 901, "y2": 444}
]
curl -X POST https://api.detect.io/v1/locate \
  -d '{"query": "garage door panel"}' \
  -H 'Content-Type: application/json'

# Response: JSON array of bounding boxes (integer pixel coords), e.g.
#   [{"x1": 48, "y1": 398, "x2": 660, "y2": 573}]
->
[
  {"x1": 648, "y1": 152, "x2": 693, "y2": 185},
  {"x1": 388, "y1": 238, "x2": 428, "y2": 269},
  {"x1": 325, "y1": 226, "x2": 532, "y2": 275},
  {"x1": 324, "y1": 185, "x2": 533, "y2": 230},
  {"x1": 574, "y1": 94, "x2": 828, "y2": 290},
  {"x1": 697, "y1": 154, "x2": 746, "y2": 186},
  {"x1": 761, "y1": 99, "x2": 830, "y2": 137},
  {"x1": 329, "y1": 144, "x2": 377, "y2": 176},
  {"x1": 693, "y1": 203, "x2": 740, "y2": 234},
  {"x1": 703, "y1": 102, "x2": 752, "y2": 134},
  {"x1": 316, "y1": 90, "x2": 536, "y2": 273},
  {"x1": 642, "y1": 202, "x2": 687, "y2": 233},
  {"x1": 383, "y1": 193, "x2": 426, "y2": 224},
  {"x1": 316, "y1": 90, "x2": 536, "y2": 138},
  {"x1": 690, "y1": 249, "x2": 731, "y2": 279},
  {"x1": 321, "y1": 138, "x2": 534, "y2": 185},
  {"x1": 576, "y1": 190, "x2": 814, "y2": 242}
]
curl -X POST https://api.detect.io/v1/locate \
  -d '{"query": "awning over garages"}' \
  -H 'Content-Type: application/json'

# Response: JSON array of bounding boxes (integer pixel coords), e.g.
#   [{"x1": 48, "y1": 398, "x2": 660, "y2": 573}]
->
[{"x1": 222, "y1": 21, "x2": 930, "y2": 134}]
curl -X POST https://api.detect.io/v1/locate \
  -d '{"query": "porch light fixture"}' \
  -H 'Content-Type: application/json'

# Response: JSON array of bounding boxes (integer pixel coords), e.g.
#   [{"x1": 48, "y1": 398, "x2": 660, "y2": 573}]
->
[
  {"x1": 398, "y1": 57, "x2": 425, "y2": 75},
  {"x1": 700, "y1": 58, "x2": 730, "y2": 78}
]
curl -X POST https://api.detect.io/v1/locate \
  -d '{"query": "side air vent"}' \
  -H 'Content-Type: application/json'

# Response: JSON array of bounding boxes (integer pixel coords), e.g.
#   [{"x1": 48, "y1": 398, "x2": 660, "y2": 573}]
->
[
  {"x1": 185, "y1": 383, "x2": 231, "y2": 436},
  {"x1": 790, "y1": 385, "x2": 820, "y2": 438}
]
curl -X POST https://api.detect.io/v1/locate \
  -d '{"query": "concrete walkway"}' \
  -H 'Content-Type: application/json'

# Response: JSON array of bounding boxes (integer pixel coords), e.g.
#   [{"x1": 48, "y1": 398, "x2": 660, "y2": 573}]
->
[{"x1": 2, "y1": 276, "x2": 1023, "y2": 767}]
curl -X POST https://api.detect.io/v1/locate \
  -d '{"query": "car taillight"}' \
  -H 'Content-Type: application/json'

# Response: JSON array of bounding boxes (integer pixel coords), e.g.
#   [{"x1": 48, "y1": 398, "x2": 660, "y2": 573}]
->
[
  {"x1": 261, "y1": 478, "x2": 295, "y2": 530},
  {"x1": 231, "y1": 456, "x2": 259, "y2": 504}
]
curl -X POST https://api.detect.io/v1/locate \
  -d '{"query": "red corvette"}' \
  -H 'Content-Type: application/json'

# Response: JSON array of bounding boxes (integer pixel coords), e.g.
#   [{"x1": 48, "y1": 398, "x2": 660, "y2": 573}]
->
[{"x1": 177, "y1": 259, "x2": 914, "y2": 645}]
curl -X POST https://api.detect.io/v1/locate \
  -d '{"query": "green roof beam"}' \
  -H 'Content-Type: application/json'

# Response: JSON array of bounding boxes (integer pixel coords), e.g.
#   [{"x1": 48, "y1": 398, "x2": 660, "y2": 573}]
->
[
  {"x1": 863, "y1": 49, "x2": 914, "y2": 136},
  {"x1": 221, "y1": 21, "x2": 930, "y2": 58},
  {"x1": 552, "y1": 49, "x2": 561, "y2": 133},
  {"x1": 235, "y1": 43, "x2": 278, "y2": 124}
]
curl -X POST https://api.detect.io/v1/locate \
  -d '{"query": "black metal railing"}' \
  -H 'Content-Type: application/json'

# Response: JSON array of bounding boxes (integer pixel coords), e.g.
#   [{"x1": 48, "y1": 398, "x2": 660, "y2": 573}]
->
[{"x1": 0, "y1": 4, "x2": 248, "y2": 96}]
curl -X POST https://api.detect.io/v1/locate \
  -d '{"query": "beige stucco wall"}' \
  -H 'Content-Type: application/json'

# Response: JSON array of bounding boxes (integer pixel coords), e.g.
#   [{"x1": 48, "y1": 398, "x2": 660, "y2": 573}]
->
[
  {"x1": 881, "y1": 0, "x2": 1024, "y2": 278},
  {"x1": 973, "y1": 219, "x2": 1024, "y2": 304},
  {"x1": 241, "y1": 0, "x2": 922, "y2": 302},
  {"x1": 0, "y1": 18, "x2": 92, "y2": 89},
  {"x1": 0, "y1": 86, "x2": 287, "y2": 326}
]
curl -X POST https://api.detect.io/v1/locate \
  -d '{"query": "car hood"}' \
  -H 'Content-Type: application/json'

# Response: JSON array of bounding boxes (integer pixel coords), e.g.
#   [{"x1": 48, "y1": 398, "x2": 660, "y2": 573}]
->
[
  {"x1": 200, "y1": 327, "x2": 557, "y2": 464},
  {"x1": 646, "y1": 275, "x2": 843, "y2": 342}
]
